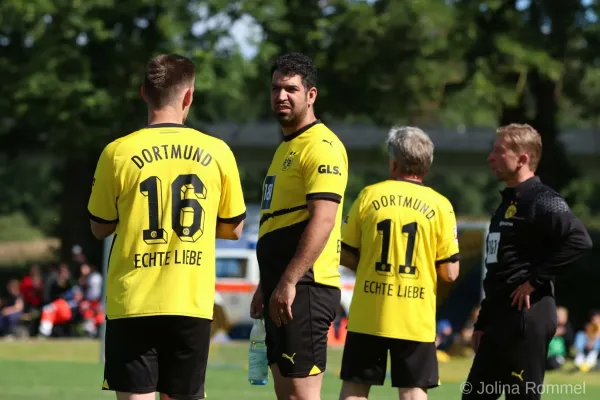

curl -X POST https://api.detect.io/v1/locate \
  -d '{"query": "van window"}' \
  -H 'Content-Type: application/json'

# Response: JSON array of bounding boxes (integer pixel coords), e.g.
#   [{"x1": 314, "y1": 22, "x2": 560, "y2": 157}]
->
[{"x1": 216, "y1": 258, "x2": 248, "y2": 278}]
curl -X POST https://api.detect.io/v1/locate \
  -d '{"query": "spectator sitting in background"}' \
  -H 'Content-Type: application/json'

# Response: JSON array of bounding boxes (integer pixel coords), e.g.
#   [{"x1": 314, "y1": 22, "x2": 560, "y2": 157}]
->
[
  {"x1": 450, "y1": 305, "x2": 481, "y2": 357},
  {"x1": 70, "y1": 244, "x2": 87, "y2": 270},
  {"x1": 78, "y1": 263, "x2": 104, "y2": 337},
  {"x1": 573, "y1": 321, "x2": 600, "y2": 372},
  {"x1": 20, "y1": 264, "x2": 44, "y2": 312},
  {"x1": 0, "y1": 280, "x2": 24, "y2": 337},
  {"x1": 79, "y1": 263, "x2": 102, "y2": 302},
  {"x1": 436, "y1": 319, "x2": 453, "y2": 350},
  {"x1": 38, "y1": 286, "x2": 83, "y2": 337},
  {"x1": 556, "y1": 306, "x2": 575, "y2": 357},
  {"x1": 546, "y1": 330, "x2": 567, "y2": 371},
  {"x1": 45, "y1": 263, "x2": 74, "y2": 304},
  {"x1": 436, "y1": 319, "x2": 453, "y2": 362}
]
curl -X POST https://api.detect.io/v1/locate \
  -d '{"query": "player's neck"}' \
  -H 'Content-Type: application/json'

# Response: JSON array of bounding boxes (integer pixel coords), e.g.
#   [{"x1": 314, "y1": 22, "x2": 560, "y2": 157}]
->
[
  {"x1": 147, "y1": 108, "x2": 184, "y2": 126},
  {"x1": 393, "y1": 175, "x2": 423, "y2": 184},
  {"x1": 281, "y1": 113, "x2": 317, "y2": 136},
  {"x1": 505, "y1": 171, "x2": 535, "y2": 188}
]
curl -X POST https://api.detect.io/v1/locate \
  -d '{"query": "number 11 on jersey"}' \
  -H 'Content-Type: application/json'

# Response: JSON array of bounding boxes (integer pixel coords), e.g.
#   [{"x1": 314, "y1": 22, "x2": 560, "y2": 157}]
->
[{"x1": 375, "y1": 219, "x2": 419, "y2": 279}]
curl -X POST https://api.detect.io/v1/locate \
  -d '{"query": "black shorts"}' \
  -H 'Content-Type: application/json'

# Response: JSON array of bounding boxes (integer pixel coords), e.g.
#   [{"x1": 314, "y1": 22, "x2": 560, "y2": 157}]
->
[
  {"x1": 264, "y1": 283, "x2": 340, "y2": 378},
  {"x1": 463, "y1": 296, "x2": 557, "y2": 400},
  {"x1": 340, "y1": 331, "x2": 439, "y2": 389},
  {"x1": 103, "y1": 315, "x2": 211, "y2": 400}
]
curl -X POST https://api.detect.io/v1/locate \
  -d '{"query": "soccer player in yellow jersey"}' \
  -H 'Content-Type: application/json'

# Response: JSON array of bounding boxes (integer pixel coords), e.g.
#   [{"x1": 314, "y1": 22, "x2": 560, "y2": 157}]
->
[
  {"x1": 87, "y1": 54, "x2": 246, "y2": 400},
  {"x1": 339, "y1": 126, "x2": 460, "y2": 400},
  {"x1": 249, "y1": 53, "x2": 348, "y2": 400}
]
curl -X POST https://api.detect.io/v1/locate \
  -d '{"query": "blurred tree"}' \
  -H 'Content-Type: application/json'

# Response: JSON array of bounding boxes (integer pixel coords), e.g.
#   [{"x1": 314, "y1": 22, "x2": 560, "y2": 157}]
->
[
  {"x1": 0, "y1": 0, "x2": 258, "y2": 264},
  {"x1": 446, "y1": 0, "x2": 600, "y2": 193}
]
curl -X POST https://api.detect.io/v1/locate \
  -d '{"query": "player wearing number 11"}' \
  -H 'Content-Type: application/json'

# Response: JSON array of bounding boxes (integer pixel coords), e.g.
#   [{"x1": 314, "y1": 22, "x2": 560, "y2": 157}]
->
[
  {"x1": 339, "y1": 126, "x2": 460, "y2": 400},
  {"x1": 87, "y1": 54, "x2": 246, "y2": 400}
]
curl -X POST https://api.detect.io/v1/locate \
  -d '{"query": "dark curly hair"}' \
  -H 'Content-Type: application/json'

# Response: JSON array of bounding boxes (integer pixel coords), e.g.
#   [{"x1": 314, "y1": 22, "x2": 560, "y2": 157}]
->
[{"x1": 270, "y1": 52, "x2": 317, "y2": 90}]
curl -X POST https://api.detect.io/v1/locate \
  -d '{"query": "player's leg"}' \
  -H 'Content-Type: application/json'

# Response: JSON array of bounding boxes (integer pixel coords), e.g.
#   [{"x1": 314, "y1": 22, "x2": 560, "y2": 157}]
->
[
  {"x1": 463, "y1": 330, "x2": 504, "y2": 400},
  {"x1": 267, "y1": 284, "x2": 340, "y2": 400},
  {"x1": 504, "y1": 296, "x2": 557, "y2": 400},
  {"x1": 156, "y1": 316, "x2": 211, "y2": 400},
  {"x1": 338, "y1": 332, "x2": 388, "y2": 400},
  {"x1": 389, "y1": 339, "x2": 438, "y2": 400},
  {"x1": 271, "y1": 364, "x2": 324, "y2": 400},
  {"x1": 103, "y1": 317, "x2": 159, "y2": 400},
  {"x1": 116, "y1": 394, "x2": 155, "y2": 400}
]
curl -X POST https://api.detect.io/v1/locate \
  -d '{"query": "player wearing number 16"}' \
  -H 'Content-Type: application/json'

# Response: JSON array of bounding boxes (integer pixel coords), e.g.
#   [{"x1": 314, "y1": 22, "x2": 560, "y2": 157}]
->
[
  {"x1": 87, "y1": 54, "x2": 246, "y2": 400},
  {"x1": 339, "y1": 126, "x2": 460, "y2": 400}
]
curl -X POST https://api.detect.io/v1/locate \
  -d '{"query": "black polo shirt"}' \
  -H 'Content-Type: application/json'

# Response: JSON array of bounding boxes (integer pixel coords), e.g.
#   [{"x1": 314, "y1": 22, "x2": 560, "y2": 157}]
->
[{"x1": 475, "y1": 176, "x2": 592, "y2": 331}]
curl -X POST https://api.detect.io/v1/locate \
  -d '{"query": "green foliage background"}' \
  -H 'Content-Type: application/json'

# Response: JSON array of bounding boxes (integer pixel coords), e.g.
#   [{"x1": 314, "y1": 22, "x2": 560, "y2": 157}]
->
[{"x1": 1, "y1": 0, "x2": 600, "y2": 265}]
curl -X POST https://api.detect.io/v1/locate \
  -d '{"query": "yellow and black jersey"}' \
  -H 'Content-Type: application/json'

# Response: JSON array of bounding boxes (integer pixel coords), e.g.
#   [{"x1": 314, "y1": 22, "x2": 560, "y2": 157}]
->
[
  {"x1": 256, "y1": 120, "x2": 348, "y2": 291},
  {"x1": 342, "y1": 179, "x2": 459, "y2": 342},
  {"x1": 88, "y1": 123, "x2": 246, "y2": 320}
]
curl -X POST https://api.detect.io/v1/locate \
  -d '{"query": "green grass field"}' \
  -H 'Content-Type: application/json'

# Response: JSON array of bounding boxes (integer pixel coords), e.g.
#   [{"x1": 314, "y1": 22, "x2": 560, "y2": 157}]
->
[{"x1": 0, "y1": 339, "x2": 597, "y2": 399}]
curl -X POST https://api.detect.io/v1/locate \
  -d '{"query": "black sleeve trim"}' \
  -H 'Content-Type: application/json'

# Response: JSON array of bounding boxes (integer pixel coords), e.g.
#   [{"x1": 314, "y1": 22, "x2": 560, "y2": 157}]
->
[
  {"x1": 306, "y1": 192, "x2": 342, "y2": 203},
  {"x1": 436, "y1": 253, "x2": 460, "y2": 267},
  {"x1": 89, "y1": 211, "x2": 118, "y2": 224},
  {"x1": 341, "y1": 242, "x2": 360, "y2": 257},
  {"x1": 218, "y1": 211, "x2": 247, "y2": 224}
]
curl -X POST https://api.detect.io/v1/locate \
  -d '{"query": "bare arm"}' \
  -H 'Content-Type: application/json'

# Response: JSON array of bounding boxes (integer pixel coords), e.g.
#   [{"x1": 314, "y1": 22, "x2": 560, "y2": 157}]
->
[
  {"x1": 2, "y1": 297, "x2": 24, "y2": 315},
  {"x1": 437, "y1": 261, "x2": 460, "y2": 282},
  {"x1": 90, "y1": 220, "x2": 117, "y2": 240},
  {"x1": 340, "y1": 246, "x2": 359, "y2": 272},
  {"x1": 280, "y1": 199, "x2": 338, "y2": 285},
  {"x1": 216, "y1": 220, "x2": 244, "y2": 240}
]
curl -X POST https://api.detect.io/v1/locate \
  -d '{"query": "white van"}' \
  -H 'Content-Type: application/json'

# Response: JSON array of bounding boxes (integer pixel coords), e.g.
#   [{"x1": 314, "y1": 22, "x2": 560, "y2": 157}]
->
[
  {"x1": 213, "y1": 204, "x2": 355, "y2": 335},
  {"x1": 214, "y1": 241, "x2": 356, "y2": 335}
]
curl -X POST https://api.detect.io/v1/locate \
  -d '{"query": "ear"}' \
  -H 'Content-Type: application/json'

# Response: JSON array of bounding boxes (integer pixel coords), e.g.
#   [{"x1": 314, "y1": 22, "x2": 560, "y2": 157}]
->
[
  {"x1": 307, "y1": 86, "x2": 317, "y2": 107},
  {"x1": 140, "y1": 85, "x2": 148, "y2": 103},
  {"x1": 518, "y1": 152, "x2": 530, "y2": 168},
  {"x1": 183, "y1": 87, "x2": 193, "y2": 109}
]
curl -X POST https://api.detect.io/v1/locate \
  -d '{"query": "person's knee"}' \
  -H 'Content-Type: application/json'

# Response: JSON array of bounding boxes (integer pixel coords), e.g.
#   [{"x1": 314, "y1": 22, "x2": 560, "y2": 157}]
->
[
  {"x1": 340, "y1": 381, "x2": 370, "y2": 400},
  {"x1": 272, "y1": 370, "x2": 323, "y2": 400},
  {"x1": 398, "y1": 387, "x2": 427, "y2": 400}
]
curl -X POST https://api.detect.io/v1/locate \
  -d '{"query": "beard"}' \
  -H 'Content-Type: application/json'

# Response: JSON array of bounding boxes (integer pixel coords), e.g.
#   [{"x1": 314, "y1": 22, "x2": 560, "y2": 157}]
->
[
  {"x1": 272, "y1": 99, "x2": 308, "y2": 128},
  {"x1": 275, "y1": 111, "x2": 300, "y2": 127}
]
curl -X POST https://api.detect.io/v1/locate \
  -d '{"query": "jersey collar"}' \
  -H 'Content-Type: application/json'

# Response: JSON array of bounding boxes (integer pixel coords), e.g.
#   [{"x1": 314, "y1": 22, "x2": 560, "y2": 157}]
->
[
  {"x1": 282, "y1": 119, "x2": 321, "y2": 142},
  {"x1": 146, "y1": 123, "x2": 187, "y2": 129},
  {"x1": 501, "y1": 176, "x2": 540, "y2": 199},
  {"x1": 394, "y1": 178, "x2": 424, "y2": 186}
]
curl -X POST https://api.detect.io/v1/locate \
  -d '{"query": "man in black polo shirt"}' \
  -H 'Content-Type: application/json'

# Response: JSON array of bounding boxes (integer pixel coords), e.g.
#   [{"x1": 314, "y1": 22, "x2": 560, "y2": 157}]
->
[{"x1": 463, "y1": 124, "x2": 592, "y2": 400}]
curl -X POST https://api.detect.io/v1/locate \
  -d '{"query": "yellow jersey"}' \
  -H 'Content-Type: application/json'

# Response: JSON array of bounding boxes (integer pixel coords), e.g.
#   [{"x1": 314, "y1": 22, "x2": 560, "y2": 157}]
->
[
  {"x1": 256, "y1": 120, "x2": 348, "y2": 291},
  {"x1": 342, "y1": 179, "x2": 459, "y2": 342},
  {"x1": 88, "y1": 123, "x2": 246, "y2": 320}
]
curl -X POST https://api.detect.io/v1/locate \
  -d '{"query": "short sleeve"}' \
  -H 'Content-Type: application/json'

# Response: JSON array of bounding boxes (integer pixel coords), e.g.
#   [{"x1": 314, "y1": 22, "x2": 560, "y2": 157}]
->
[
  {"x1": 341, "y1": 193, "x2": 362, "y2": 252},
  {"x1": 436, "y1": 199, "x2": 460, "y2": 264},
  {"x1": 88, "y1": 143, "x2": 120, "y2": 223},
  {"x1": 217, "y1": 144, "x2": 246, "y2": 223},
  {"x1": 302, "y1": 139, "x2": 348, "y2": 203}
]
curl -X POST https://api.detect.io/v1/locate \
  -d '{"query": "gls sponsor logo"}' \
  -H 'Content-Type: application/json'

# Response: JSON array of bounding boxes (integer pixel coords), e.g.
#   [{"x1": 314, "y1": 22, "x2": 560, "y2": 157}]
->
[{"x1": 318, "y1": 164, "x2": 342, "y2": 176}]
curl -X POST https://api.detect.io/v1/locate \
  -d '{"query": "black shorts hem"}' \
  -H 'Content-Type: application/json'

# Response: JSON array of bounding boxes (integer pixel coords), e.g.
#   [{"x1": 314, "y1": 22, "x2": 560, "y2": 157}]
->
[
  {"x1": 102, "y1": 385, "x2": 155, "y2": 393},
  {"x1": 391, "y1": 379, "x2": 440, "y2": 389},
  {"x1": 273, "y1": 365, "x2": 326, "y2": 378},
  {"x1": 159, "y1": 392, "x2": 206, "y2": 400},
  {"x1": 340, "y1": 375, "x2": 384, "y2": 386}
]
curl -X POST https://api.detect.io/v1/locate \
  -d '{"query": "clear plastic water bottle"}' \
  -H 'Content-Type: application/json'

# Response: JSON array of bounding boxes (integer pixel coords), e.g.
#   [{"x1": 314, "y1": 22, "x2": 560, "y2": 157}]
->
[{"x1": 248, "y1": 318, "x2": 269, "y2": 385}]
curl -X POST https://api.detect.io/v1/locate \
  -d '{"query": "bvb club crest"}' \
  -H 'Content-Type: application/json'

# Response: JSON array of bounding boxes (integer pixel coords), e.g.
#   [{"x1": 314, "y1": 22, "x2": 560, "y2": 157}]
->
[
  {"x1": 282, "y1": 151, "x2": 297, "y2": 171},
  {"x1": 505, "y1": 203, "x2": 517, "y2": 219}
]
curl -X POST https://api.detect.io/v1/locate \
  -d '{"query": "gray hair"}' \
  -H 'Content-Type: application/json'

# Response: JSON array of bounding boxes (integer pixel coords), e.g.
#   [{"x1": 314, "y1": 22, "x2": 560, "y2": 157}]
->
[{"x1": 386, "y1": 126, "x2": 434, "y2": 177}]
